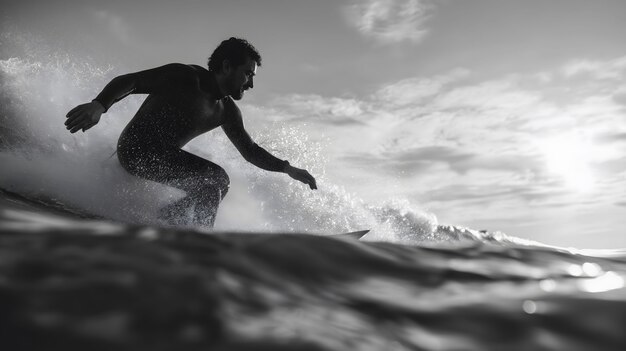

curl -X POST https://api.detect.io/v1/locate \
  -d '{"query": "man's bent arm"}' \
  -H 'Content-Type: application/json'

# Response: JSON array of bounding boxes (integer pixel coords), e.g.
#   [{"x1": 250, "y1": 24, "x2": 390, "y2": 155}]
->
[
  {"x1": 221, "y1": 100, "x2": 317, "y2": 190},
  {"x1": 222, "y1": 107, "x2": 289, "y2": 172},
  {"x1": 222, "y1": 114, "x2": 317, "y2": 189},
  {"x1": 94, "y1": 63, "x2": 197, "y2": 112},
  {"x1": 66, "y1": 63, "x2": 197, "y2": 133}
]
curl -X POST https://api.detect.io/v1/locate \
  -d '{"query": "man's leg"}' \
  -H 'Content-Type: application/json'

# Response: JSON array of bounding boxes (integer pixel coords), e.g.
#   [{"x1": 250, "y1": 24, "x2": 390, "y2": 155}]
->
[
  {"x1": 118, "y1": 146, "x2": 230, "y2": 227},
  {"x1": 157, "y1": 196, "x2": 196, "y2": 226},
  {"x1": 167, "y1": 164, "x2": 230, "y2": 227}
]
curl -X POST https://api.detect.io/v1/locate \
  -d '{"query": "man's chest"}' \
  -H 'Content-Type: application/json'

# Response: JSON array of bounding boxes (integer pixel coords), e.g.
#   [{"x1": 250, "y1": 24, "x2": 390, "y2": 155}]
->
[{"x1": 176, "y1": 95, "x2": 226, "y2": 131}]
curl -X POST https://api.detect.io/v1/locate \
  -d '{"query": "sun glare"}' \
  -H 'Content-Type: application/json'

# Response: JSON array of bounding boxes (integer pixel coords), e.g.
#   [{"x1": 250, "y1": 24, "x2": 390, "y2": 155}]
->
[{"x1": 540, "y1": 134, "x2": 596, "y2": 192}]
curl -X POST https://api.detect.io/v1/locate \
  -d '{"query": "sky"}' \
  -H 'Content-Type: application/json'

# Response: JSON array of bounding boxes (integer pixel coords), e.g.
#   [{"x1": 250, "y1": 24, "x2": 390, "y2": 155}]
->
[{"x1": 2, "y1": 0, "x2": 626, "y2": 248}]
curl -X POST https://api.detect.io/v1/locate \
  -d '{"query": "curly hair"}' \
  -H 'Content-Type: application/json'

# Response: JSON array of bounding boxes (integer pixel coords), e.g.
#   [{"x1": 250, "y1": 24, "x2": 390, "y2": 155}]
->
[{"x1": 208, "y1": 37, "x2": 262, "y2": 73}]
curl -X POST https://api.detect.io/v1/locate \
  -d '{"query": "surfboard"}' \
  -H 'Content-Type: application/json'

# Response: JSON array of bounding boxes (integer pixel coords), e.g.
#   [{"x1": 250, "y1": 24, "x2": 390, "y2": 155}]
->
[
  {"x1": 0, "y1": 188, "x2": 103, "y2": 220},
  {"x1": 331, "y1": 230, "x2": 369, "y2": 240},
  {"x1": 1, "y1": 189, "x2": 371, "y2": 241}
]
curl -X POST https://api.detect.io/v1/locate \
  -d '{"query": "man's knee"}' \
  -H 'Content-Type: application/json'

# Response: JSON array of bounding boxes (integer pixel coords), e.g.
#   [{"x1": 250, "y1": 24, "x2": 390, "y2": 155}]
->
[
  {"x1": 217, "y1": 168, "x2": 230, "y2": 199},
  {"x1": 204, "y1": 166, "x2": 229, "y2": 199},
  {"x1": 214, "y1": 167, "x2": 230, "y2": 192}
]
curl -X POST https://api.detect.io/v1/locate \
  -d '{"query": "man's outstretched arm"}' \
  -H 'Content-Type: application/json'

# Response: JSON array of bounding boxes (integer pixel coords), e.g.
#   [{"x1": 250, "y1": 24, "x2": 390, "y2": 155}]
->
[
  {"x1": 65, "y1": 63, "x2": 197, "y2": 133},
  {"x1": 222, "y1": 100, "x2": 317, "y2": 190}
]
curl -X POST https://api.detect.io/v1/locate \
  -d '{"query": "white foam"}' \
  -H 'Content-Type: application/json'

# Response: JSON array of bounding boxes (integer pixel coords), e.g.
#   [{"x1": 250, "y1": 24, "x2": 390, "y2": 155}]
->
[{"x1": 0, "y1": 32, "x2": 440, "y2": 242}]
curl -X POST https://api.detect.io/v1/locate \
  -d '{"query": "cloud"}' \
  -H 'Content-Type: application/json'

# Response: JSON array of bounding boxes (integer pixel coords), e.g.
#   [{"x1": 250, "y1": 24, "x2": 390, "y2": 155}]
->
[
  {"x1": 344, "y1": 0, "x2": 434, "y2": 44},
  {"x1": 562, "y1": 56, "x2": 626, "y2": 80},
  {"x1": 271, "y1": 94, "x2": 367, "y2": 125},
  {"x1": 373, "y1": 68, "x2": 470, "y2": 106},
  {"x1": 342, "y1": 145, "x2": 543, "y2": 178},
  {"x1": 341, "y1": 152, "x2": 434, "y2": 175},
  {"x1": 260, "y1": 54, "x2": 626, "y2": 225},
  {"x1": 613, "y1": 85, "x2": 626, "y2": 106},
  {"x1": 421, "y1": 183, "x2": 569, "y2": 205},
  {"x1": 595, "y1": 132, "x2": 626, "y2": 144},
  {"x1": 348, "y1": 146, "x2": 474, "y2": 175},
  {"x1": 595, "y1": 157, "x2": 626, "y2": 176},
  {"x1": 432, "y1": 79, "x2": 542, "y2": 113}
]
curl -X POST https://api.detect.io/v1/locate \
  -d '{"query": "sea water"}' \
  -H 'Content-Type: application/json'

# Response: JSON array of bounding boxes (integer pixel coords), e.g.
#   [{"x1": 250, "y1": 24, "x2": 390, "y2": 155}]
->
[
  {"x1": 1, "y1": 194, "x2": 625, "y2": 350},
  {"x1": 1, "y1": 31, "x2": 625, "y2": 350}
]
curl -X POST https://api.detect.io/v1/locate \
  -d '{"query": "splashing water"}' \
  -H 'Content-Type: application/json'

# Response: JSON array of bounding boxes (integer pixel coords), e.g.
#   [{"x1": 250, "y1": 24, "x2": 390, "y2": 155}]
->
[{"x1": 0, "y1": 31, "x2": 444, "y2": 243}]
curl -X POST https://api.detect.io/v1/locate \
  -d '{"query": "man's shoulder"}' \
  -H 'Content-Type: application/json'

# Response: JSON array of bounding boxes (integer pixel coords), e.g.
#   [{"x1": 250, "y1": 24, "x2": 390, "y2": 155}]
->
[
  {"x1": 152, "y1": 63, "x2": 206, "y2": 90},
  {"x1": 187, "y1": 64, "x2": 209, "y2": 75},
  {"x1": 157, "y1": 63, "x2": 205, "y2": 78}
]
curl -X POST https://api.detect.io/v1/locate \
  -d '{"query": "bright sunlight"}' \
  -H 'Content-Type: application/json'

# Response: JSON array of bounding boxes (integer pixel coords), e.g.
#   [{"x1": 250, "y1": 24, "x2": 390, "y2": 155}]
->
[{"x1": 539, "y1": 133, "x2": 597, "y2": 192}]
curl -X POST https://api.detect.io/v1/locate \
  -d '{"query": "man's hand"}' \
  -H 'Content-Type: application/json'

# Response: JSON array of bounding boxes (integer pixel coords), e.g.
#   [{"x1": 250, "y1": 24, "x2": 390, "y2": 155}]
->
[
  {"x1": 65, "y1": 101, "x2": 105, "y2": 133},
  {"x1": 285, "y1": 165, "x2": 317, "y2": 190}
]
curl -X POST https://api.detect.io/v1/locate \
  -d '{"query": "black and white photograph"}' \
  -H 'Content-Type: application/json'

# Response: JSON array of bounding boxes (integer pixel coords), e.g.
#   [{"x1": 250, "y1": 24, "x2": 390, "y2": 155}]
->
[{"x1": 1, "y1": 0, "x2": 625, "y2": 349}]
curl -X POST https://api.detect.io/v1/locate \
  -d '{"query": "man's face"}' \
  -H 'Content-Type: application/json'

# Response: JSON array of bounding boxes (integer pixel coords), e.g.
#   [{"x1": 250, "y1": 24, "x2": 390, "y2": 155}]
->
[{"x1": 225, "y1": 57, "x2": 257, "y2": 100}]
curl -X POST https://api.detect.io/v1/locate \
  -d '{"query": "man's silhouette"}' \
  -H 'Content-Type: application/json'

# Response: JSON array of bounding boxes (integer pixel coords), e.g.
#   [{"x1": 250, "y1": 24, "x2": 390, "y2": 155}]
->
[{"x1": 65, "y1": 37, "x2": 317, "y2": 227}]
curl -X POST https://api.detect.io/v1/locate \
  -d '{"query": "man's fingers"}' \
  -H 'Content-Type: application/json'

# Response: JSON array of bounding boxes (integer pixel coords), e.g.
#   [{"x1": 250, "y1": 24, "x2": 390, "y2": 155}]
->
[
  {"x1": 65, "y1": 119, "x2": 78, "y2": 129},
  {"x1": 64, "y1": 114, "x2": 75, "y2": 125},
  {"x1": 70, "y1": 121, "x2": 89, "y2": 133},
  {"x1": 302, "y1": 171, "x2": 317, "y2": 190},
  {"x1": 309, "y1": 176, "x2": 317, "y2": 190},
  {"x1": 288, "y1": 168, "x2": 317, "y2": 190},
  {"x1": 69, "y1": 119, "x2": 88, "y2": 132},
  {"x1": 65, "y1": 106, "x2": 86, "y2": 122},
  {"x1": 66, "y1": 105, "x2": 81, "y2": 117},
  {"x1": 65, "y1": 116, "x2": 84, "y2": 130},
  {"x1": 65, "y1": 104, "x2": 99, "y2": 133},
  {"x1": 83, "y1": 123, "x2": 95, "y2": 132},
  {"x1": 65, "y1": 112, "x2": 83, "y2": 126}
]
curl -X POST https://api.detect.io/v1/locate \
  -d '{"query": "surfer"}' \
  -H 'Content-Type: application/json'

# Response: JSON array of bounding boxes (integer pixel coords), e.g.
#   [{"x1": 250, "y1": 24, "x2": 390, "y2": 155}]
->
[{"x1": 65, "y1": 37, "x2": 317, "y2": 227}]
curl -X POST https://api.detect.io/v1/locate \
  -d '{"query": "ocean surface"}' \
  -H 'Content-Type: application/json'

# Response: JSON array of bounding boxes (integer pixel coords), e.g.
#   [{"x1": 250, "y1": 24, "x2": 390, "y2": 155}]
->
[
  {"x1": 2, "y1": 31, "x2": 626, "y2": 350},
  {"x1": 1, "y1": 189, "x2": 626, "y2": 350}
]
